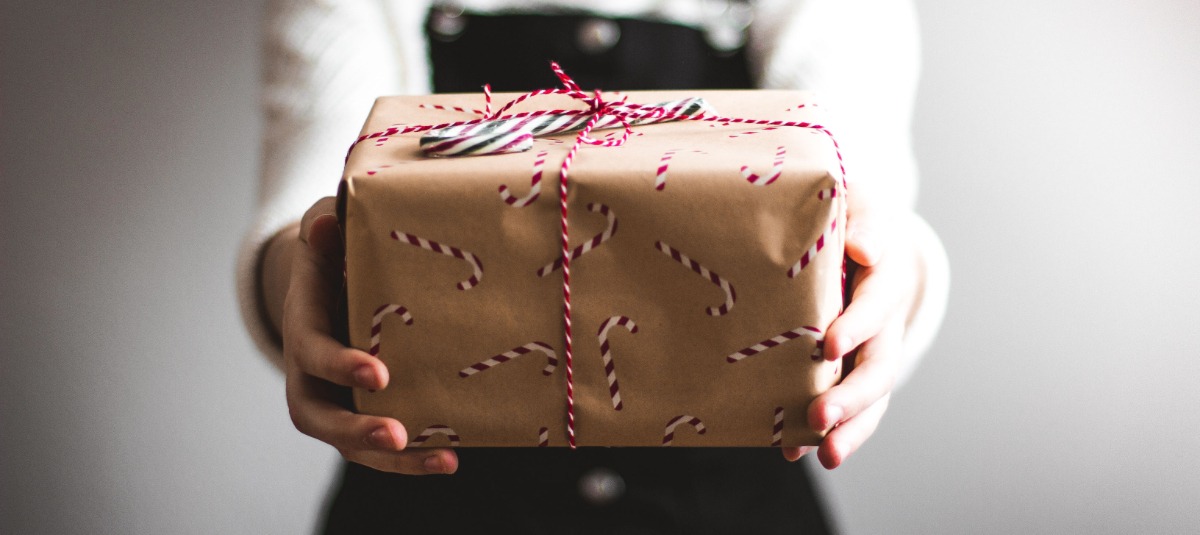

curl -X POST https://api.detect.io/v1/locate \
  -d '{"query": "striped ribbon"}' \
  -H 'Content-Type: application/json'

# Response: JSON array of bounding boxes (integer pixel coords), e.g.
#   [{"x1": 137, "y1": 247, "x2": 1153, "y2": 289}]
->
[
  {"x1": 418, "y1": 97, "x2": 713, "y2": 157},
  {"x1": 346, "y1": 62, "x2": 849, "y2": 448}
]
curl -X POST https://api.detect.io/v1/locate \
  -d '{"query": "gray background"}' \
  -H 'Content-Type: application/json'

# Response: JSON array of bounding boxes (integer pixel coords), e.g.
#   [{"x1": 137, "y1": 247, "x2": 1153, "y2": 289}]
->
[{"x1": 2, "y1": 1, "x2": 1198, "y2": 533}]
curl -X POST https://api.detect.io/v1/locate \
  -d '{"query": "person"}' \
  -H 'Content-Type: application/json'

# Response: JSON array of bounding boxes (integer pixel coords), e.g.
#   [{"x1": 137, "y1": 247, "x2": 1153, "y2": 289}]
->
[{"x1": 237, "y1": 0, "x2": 949, "y2": 532}]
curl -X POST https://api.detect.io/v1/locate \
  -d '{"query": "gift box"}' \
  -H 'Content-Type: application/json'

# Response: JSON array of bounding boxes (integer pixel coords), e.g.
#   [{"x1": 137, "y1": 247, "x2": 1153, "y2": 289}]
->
[{"x1": 339, "y1": 89, "x2": 847, "y2": 447}]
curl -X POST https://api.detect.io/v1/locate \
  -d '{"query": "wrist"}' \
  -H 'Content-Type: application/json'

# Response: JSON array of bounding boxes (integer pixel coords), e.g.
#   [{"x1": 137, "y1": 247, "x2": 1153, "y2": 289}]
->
[{"x1": 260, "y1": 221, "x2": 301, "y2": 343}]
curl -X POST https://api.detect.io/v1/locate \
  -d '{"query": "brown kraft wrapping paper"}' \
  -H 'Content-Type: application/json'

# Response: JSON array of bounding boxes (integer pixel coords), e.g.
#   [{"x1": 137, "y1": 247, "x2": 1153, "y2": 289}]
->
[{"x1": 340, "y1": 90, "x2": 846, "y2": 447}]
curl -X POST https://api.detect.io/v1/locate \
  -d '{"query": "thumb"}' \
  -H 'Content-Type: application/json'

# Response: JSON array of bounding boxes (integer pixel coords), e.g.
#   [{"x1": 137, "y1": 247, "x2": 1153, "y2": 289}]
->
[
  {"x1": 846, "y1": 217, "x2": 881, "y2": 267},
  {"x1": 844, "y1": 189, "x2": 890, "y2": 267},
  {"x1": 307, "y1": 213, "x2": 343, "y2": 259},
  {"x1": 299, "y1": 197, "x2": 341, "y2": 258}
]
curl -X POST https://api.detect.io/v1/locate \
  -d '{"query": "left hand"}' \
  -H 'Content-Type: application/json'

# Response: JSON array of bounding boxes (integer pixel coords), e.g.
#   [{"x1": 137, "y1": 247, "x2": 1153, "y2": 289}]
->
[{"x1": 783, "y1": 186, "x2": 923, "y2": 469}]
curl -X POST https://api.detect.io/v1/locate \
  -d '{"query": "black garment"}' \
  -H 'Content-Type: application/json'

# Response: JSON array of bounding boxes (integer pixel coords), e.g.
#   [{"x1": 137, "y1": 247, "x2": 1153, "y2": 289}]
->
[
  {"x1": 323, "y1": 448, "x2": 832, "y2": 534},
  {"x1": 427, "y1": 11, "x2": 754, "y2": 92},
  {"x1": 321, "y1": 11, "x2": 834, "y2": 535}
]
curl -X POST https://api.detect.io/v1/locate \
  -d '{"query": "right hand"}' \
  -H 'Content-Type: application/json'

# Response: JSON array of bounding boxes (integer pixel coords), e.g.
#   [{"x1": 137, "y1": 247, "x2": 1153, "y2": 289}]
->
[{"x1": 279, "y1": 197, "x2": 459, "y2": 474}]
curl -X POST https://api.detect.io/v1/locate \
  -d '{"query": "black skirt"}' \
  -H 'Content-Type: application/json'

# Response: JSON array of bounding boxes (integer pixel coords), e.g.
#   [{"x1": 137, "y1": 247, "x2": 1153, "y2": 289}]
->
[{"x1": 320, "y1": 10, "x2": 834, "y2": 534}]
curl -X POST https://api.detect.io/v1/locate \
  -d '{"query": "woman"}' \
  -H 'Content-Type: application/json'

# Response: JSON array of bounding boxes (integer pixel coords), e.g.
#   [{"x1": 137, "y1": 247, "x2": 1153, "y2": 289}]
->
[{"x1": 238, "y1": 1, "x2": 949, "y2": 532}]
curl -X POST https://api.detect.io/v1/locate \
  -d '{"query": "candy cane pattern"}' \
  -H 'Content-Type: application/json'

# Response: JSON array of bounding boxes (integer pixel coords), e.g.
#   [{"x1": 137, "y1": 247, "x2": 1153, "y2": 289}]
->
[
  {"x1": 368, "y1": 304, "x2": 413, "y2": 357},
  {"x1": 783, "y1": 103, "x2": 815, "y2": 112},
  {"x1": 654, "y1": 241, "x2": 736, "y2": 316},
  {"x1": 366, "y1": 164, "x2": 393, "y2": 176},
  {"x1": 597, "y1": 316, "x2": 638, "y2": 410},
  {"x1": 740, "y1": 145, "x2": 787, "y2": 186},
  {"x1": 728, "y1": 126, "x2": 778, "y2": 138},
  {"x1": 662, "y1": 415, "x2": 707, "y2": 446},
  {"x1": 538, "y1": 427, "x2": 549, "y2": 447},
  {"x1": 772, "y1": 406, "x2": 785, "y2": 447},
  {"x1": 786, "y1": 219, "x2": 838, "y2": 278},
  {"x1": 391, "y1": 231, "x2": 483, "y2": 290},
  {"x1": 726, "y1": 326, "x2": 823, "y2": 363},
  {"x1": 654, "y1": 150, "x2": 676, "y2": 190},
  {"x1": 653, "y1": 149, "x2": 705, "y2": 191},
  {"x1": 536, "y1": 203, "x2": 617, "y2": 277},
  {"x1": 410, "y1": 425, "x2": 461, "y2": 447},
  {"x1": 817, "y1": 187, "x2": 839, "y2": 200},
  {"x1": 498, "y1": 150, "x2": 547, "y2": 207},
  {"x1": 458, "y1": 342, "x2": 558, "y2": 378}
]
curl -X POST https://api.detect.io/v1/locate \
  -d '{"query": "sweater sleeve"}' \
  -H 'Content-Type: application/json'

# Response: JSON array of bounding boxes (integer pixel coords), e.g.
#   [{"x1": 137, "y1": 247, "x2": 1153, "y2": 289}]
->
[
  {"x1": 235, "y1": 0, "x2": 432, "y2": 363},
  {"x1": 748, "y1": 0, "x2": 950, "y2": 381}
]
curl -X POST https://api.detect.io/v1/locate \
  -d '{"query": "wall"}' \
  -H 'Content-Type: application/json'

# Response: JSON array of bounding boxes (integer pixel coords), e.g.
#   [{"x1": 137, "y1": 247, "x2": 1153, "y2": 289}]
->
[
  {"x1": 1, "y1": 3, "x2": 339, "y2": 533},
  {"x1": 817, "y1": 1, "x2": 1200, "y2": 532},
  {"x1": 2, "y1": 1, "x2": 1198, "y2": 533}
]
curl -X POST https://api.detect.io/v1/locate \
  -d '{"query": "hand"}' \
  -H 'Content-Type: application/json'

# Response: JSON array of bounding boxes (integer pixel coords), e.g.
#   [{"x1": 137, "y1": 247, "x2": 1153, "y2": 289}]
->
[
  {"x1": 782, "y1": 187, "x2": 923, "y2": 469},
  {"x1": 276, "y1": 196, "x2": 458, "y2": 474}
]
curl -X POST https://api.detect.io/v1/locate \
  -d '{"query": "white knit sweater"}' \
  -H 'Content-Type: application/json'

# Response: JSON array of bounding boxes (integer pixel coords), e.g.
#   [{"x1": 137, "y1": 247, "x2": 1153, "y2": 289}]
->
[{"x1": 237, "y1": 0, "x2": 949, "y2": 384}]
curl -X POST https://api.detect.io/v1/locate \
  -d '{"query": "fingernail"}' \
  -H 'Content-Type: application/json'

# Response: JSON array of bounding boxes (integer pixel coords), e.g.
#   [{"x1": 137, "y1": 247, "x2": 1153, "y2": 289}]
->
[
  {"x1": 823, "y1": 405, "x2": 843, "y2": 432},
  {"x1": 353, "y1": 365, "x2": 376, "y2": 388},
  {"x1": 367, "y1": 426, "x2": 393, "y2": 449},
  {"x1": 424, "y1": 455, "x2": 444, "y2": 473},
  {"x1": 851, "y1": 228, "x2": 878, "y2": 263}
]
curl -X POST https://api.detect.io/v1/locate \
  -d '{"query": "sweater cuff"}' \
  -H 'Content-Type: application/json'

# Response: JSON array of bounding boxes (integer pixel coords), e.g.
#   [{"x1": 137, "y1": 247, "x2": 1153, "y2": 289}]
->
[
  {"x1": 235, "y1": 203, "x2": 305, "y2": 371},
  {"x1": 895, "y1": 211, "x2": 950, "y2": 387}
]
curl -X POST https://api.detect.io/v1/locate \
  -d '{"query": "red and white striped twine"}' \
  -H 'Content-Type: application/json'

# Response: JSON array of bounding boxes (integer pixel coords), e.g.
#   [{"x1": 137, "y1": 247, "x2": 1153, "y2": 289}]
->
[
  {"x1": 419, "y1": 97, "x2": 710, "y2": 157},
  {"x1": 662, "y1": 415, "x2": 707, "y2": 446},
  {"x1": 368, "y1": 304, "x2": 412, "y2": 357},
  {"x1": 345, "y1": 62, "x2": 847, "y2": 448},
  {"x1": 410, "y1": 425, "x2": 461, "y2": 447},
  {"x1": 538, "y1": 427, "x2": 550, "y2": 447},
  {"x1": 390, "y1": 230, "x2": 483, "y2": 290},
  {"x1": 536, "y1": 202, "x2": 616, "y2": 277},
  {"x1": 458, "y1": 342, "x2": 558, "y2": 378},
  {"x1": 727, "y1": 326, "x2": 823, "y2": 363},
  {"x1": 597, "y1": 316, "x2": 638, "y2": 411},
  {"x1": 498, "y1": 150, "x2": 548, "y2": 207},
  {"x1": 419, "y1": 103, "x2": 485, "y2": 115},
  {"x1": 346, "y1": 72, "x2": 846, "y2": 189},
  {"x1": 654, "y1": 240, "x2": 736, "y2": 316},
  {"x1": 786, "y1": 219, "x2": 838, "y2": 278}
]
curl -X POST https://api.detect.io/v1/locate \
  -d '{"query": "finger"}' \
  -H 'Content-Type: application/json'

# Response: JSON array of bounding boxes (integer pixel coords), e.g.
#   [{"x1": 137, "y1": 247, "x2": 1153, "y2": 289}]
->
[
  {"x1": 817, "y1": 393, "x2": 890, "y2": 470},
  {"x1": 286, "y1": 370, "x2": 408, "y2": 448},
  {"x1": 287, "y1": 331, "x2": 389, "y2": 390},
  {"x1": 284, "y1": 246, "x2": 387, "y2": 390},
  {"x1": 810, "y1": 319, "x2": 902, "y2": 433},
  {"x1": 823, "y1": 260, "x2": 909, "y2": 362},
  {"x1": 346, "y1": 448, "x2": 460, "y2": 476},
  {"x1": 781, "y1": 446, "x2": 815, "y2": 462}
]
